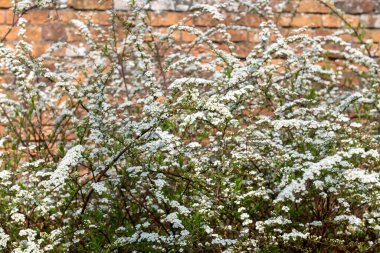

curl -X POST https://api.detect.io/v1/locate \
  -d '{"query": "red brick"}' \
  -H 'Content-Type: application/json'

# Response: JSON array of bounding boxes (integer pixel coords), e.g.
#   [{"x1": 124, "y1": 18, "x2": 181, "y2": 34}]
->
[
  {"x1": 0, "y1": 26, "x2": 41, "y2": 42},
  {"x1": 23, "y1": 10, "x2": 50, "y2": 25},
  {"x1": 313, "y1": 29, "x2": 334, "y2": 37},
  {"x1": 181, "y1": 30, "x2": 197, "y2": 42},
  {"x1": 236, "y1": 14, "x2": 261, "y2": 27},
  {"x1": 192, "y1": 13, "x2": 219, "y2": 27},
  {"x1": 0, "y1": 10, "x2": 6, "y2": 24},
  {"x1": 85, "y1": 11, "x2": 111, "y2": 25},
  {"x1": 4, "y1": 10, "x2": 15, "y2": 25},
  {"x1": 42, "y1": 25, "x2": 67, "y2": 41},
  {"x1": 25, "y1": 26, "x2": 43, "y2": 41},
  {"x1": 366, "y1": 30, "x2": 380, "y2": 42},
  {"x1": 172, "y1": 32, "x2": 184, "y2": 43},
  {"x1": 277, "y1": 15, "x2": 292, "y2": 27},
  {"x1": 67, "y1": 0, "x2": 112, "y2": 10},
  {"x1": 339, "y1": 33, "x2": 358, "y2": 42},
  {"x1": 247, "y1": 30, "x2": 260, "y2": 42},
  {"x1": 235, "y1": 43, "x2": 253, "y2": 58},
  {"x1": 0, "y1": 72, "x2": 13, "y2": 81},
  {"x1": 0, "y1": 0, "x2": 12, "y2": 8},
  {"x1": 322, "y1": 15, "x2": 343, "y2": 27},
  {"x1": 334, "y1": 0, "x2": 374, "y2": 14},
  {"x1": 229, "y1": 30, "x2": 249, "y2": 41},
  {"x1": 279, "y1": 14, "x2": 323, "y2": 28},
  {"x1": 290, "y1": 14, "x2": 323, "y2": 27},
  {"x1": 66, "y1": 26, "x2": 85, "y2": 42},
  {"x1": 297, "y1": 0, "x2": 331, "y2": 13},
  {"x1": 49, "y1": 9, "x2": 78, "y2": 24},
  {"x1": 0, "y1": 25, "x2": 18, "y2": 41},
  {"x1": 148, "y1": 12, "x2": 191, "y2": 26},
  {"x1": 345, "y1": 15, "x2": 360, "y2": 27},
  {"x1": 30, "y1": 42, "x2": 51, "y2": 56},
  {"x1": 189, "y1": 44, "x2": 208, "y2": 56}
]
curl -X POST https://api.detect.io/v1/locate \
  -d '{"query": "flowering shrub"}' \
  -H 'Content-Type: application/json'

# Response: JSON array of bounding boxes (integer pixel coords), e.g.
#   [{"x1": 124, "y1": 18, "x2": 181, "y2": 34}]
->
[{"x1": 0, "y1": 0, "x2": 380, "y2": 252}]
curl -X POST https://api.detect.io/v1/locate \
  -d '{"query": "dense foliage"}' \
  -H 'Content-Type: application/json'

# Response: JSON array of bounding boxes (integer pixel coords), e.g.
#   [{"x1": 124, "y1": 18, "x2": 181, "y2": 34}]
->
[{"x1": 0, "y1": 0, "x2": 380, "y2": 252}]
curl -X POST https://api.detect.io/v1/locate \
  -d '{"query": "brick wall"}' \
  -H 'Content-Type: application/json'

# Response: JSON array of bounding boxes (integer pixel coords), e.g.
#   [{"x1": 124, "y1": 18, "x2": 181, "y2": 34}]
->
[{"x1": 1, "y1": 0, "x2": 380, "y2": 58}]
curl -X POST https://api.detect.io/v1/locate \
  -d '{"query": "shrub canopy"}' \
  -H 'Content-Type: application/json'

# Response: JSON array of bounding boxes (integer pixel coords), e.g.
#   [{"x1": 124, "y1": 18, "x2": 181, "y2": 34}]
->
[{"x1": 0, "y1": 0, "x2": 380, "y2": 252}]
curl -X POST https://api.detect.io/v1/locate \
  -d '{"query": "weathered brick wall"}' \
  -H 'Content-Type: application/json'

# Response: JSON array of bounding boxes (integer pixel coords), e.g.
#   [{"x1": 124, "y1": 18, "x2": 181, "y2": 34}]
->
[
  {"x1": 1, "y1": 0, "x2": 380, "y2": 57},
  {"x1": 0, "y1": 0, "x2": 376, "y2": 142}
]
